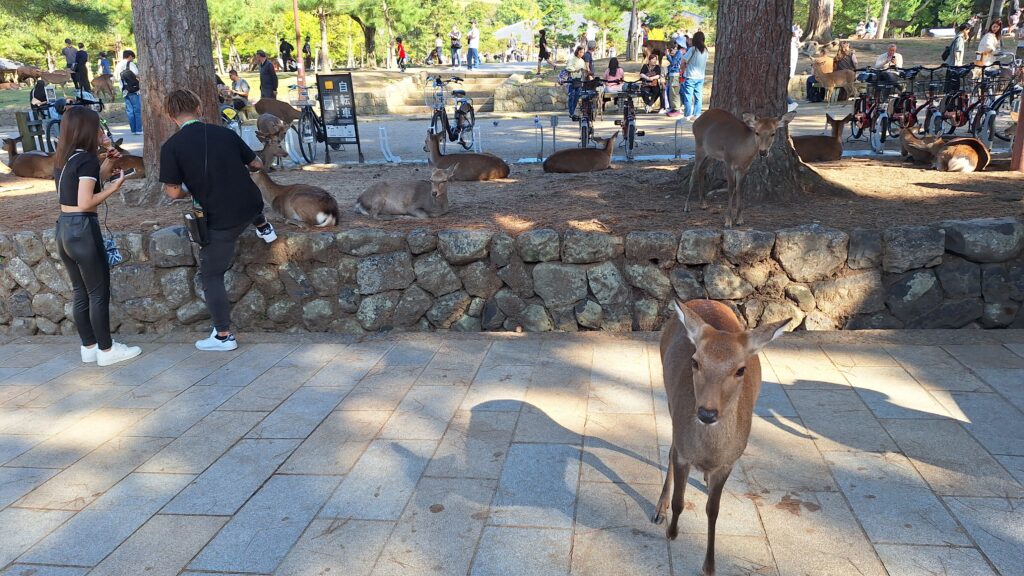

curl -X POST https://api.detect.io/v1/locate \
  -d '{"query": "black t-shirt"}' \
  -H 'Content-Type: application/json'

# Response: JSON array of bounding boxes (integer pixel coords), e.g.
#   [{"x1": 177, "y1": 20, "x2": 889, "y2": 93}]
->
[
  {"x1": 640, "y1": 64, "x2": 661, "y2": 86},
  {"x1": 583, "y1": 52, "x2": 594, "y2": 75},
  {"x1": 55, "y1": 150, "x2": 100, "y2": 207},
  {"x1": 159, "y1": 122, "x2": 264, "y2": 230}
]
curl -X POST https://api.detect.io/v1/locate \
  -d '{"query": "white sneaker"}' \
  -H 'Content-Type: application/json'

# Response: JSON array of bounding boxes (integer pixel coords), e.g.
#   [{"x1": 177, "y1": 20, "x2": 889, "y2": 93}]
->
[
  {"x1": 787, "y1": 101, "x2": 799, "y2": 113},
  {"x1": 255, "y1": 221, "x2": 277, "y2": 243},
  {"x1": 196, "y1": 329, "x2": 238, "y2": 351},
  {"x1": 97, "y1": 342, "x2": 142, "y2": 367},
  {"x1": 81, "y1": 345, "x2": 98, "y2": 363}
]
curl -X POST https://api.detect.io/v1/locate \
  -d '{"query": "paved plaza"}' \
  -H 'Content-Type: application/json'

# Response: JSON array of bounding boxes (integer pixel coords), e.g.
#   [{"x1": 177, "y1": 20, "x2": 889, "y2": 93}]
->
[{"x1": 0, "y1": 330, "x2": 1022, "y2": 575}]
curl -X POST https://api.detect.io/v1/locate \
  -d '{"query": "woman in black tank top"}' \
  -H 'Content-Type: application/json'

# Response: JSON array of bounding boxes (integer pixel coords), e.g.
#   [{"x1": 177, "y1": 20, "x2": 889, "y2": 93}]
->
[{"x1": 53, "y1": 106, "x2": 140, "y2": 366}]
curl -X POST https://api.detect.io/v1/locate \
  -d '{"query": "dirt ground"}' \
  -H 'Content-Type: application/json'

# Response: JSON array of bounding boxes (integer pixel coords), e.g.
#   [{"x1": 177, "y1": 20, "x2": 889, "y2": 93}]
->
[{"x1": 1, "y1": 158, "x2": 1022, "y2": 234}]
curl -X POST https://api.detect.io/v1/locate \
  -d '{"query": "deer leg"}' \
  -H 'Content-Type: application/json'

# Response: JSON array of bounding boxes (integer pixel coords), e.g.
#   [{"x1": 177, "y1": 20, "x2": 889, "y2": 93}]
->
[
  {"x1": 701, "y1": 466, "x2": 733, "y2": 576},
  {"x1": 654, "y1": 444, "x2": 675, "y2": 524},
  {"x1": 723, "y1": 168, "x2": 736, "y2": 228},
  {"x1": 734, "y1": 169, "x2": 747, "y2": 226},
  {"x1": 666, "y1": 450, "x2": 690, "y2": 540},
  {"x1": 684, "y1": 151, "x2": 705, "y2": 212}
]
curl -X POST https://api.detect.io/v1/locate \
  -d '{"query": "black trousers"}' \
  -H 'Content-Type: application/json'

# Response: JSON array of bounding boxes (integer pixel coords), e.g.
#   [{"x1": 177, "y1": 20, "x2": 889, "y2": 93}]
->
[
  {"x1": 199, "y1": 222, "x2": 249, "y2": 333},
  {"x1": 56, "y1": 213, "x2": 112, "y2": 350},
  {"x1": 641, "y1": 85, "x2": 661, "y2": 107}
]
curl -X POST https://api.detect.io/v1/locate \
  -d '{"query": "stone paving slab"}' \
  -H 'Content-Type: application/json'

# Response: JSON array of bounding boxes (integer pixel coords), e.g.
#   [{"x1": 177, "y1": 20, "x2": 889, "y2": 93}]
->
[{"x1": 0, "y1": 331, "x2": 1021, "y2": 575}]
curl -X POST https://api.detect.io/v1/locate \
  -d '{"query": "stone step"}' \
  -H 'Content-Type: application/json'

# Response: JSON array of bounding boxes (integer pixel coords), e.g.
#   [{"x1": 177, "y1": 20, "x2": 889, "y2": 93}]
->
[
  {"x1": 404, "y1": 92, "x2": 497, "y2": 106},
  {"x1": 389, "y1": 100, "x2": 495, "y2": 116}
]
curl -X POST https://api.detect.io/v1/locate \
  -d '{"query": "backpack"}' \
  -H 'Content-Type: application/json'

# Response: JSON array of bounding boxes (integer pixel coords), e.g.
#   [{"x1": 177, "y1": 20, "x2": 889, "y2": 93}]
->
[
  {"x1": 941, "y1": 37, "x2": 956, "y2": 62},
  {"x1": 120, "y1": 66, "x2": 140, "y2": 94}
]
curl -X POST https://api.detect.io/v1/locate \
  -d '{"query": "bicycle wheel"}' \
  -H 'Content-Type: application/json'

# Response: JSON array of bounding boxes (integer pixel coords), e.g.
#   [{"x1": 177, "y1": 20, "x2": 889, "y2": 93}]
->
[
  {"x1": 850, "y1": 117, "x2": 864, "y2": 139},
  {"x1": 627, "y1": 121, "x2": 636, "y2": 159},
  {"x1": 870, "y1": 115, "x2": 887, "y2": 153},
  {"x1": 297, "y1": 111, "x2": 318, "y2": 164},
  {"x1": 990, "y1": 89, "x2": 1020, "y2": 143},
  {"x1": 579, "y1": 118, "x2": 589, "y2": 147},
  {"x1": 456, "y1": 107, "x2": 476, "y2": 150},
  {"x1": 969, "y1": 107, "x2": 988, "y2": 138},
  {"x1": 430, "y1": 111, "x2": 447, "y2": 154},
  {"x1": 46, "y1": 120, "x2": 61, "y2": 153},
  {"x1": 930, "y1": 112, "x2": 943, "y2": 136}
]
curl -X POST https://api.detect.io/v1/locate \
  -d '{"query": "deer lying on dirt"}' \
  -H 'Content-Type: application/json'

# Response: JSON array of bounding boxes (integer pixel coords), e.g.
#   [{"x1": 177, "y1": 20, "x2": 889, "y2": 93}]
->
[
  {"x1": 791, "y1": 113, "x2": 852, "y2": 162},
  {"x1": 91, "y1": 74, "x2": 116, "y2": 101},
  {"x1": 423, "y1": 132, "x2": 510, "y2": 180},
  {"x1": 356, "y1": 164, "x2": 457, "y2": 219},
  {"x1": 686, "y1": 108, "x2": 796, "y2": 228},
  {"x1": 3, "y1": 136, "x2": 54, "y2": 179},
  {"x1": 899, "y1": 129, "x2": 945, "y2": 164},
  {"x1": 254, "y1": 98, "x2": 301, "y2": 124},
  {"x1": 255, "y1": 113, "x2": 289, "y2": 169},
  {"x1": 251, "y1": 168, "x2": 340, "y2": 227},
  {"x1": 542, "y1": 134, "x2": 617, "y2": 173},
  {"x1": 656, "y1": 299, "x2": 789, "y2": 576},
  {"x1": 934, "y1": 137, "x2": 990, "y2": 172},
  {"x1": 810, "y1": 52, "x2": 856, "y2": 108},
  {"x1": 0, "y1": 82, "x2": 19, "y2": 91}
]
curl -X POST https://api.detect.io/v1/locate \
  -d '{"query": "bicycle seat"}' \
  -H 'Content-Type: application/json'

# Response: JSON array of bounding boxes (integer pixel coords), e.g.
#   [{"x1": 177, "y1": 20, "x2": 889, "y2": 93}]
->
[
  {"x1": 857, "y1": 71, "x2": 878, "y2": 82},
  {"x1": 449, "y1": 76, "x2": 464, "y2": 83},
  {"x1": 983, "y1": 68, "x2": 1004, "y2": 78},
  {"x1": 947, "y1": 67, "x2": 972, "y2": 78},
  {"x1": 903, "y1": 68, "x2": 922, "y2": 80},
  {"x1": 452, "y1": 89, "x2": 467, "y2": 98}
]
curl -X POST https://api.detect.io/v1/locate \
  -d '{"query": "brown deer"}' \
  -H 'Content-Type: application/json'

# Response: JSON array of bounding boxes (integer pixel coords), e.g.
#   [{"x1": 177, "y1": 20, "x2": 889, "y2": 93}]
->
[
  {"x1": 656, "y1": 299, "x2": 789, "y2": 576},
  {"x1": 255, "y1": 113, "x2": 289, "y2": 169},
  {"x1": 542, "y1": 134, "x2": 617, "y2": 173},
  {"x1": 686, "y1": 108, "x2": 796, "y2": 228},
  {"x1": 791, "y1": 113, "x2": 852, "y2": 162},
  {"x1": 38, "y1": 70, "x2": 71, "y2": 86},
  {"x1": 16, "y1": 65, "x2": 42, "y2": 85},
  {"x1": 91, "y1": 74, "x2": 116, "y2": 101},
  {"x1": 934, "y1": 137, "x2": 990, "y2": 172},
  {"x1": 423, "y1": 131, "x2": 510, "y2": 180},
  {"x1": 356, "y1": 164, "x2": 457, "y2": 219},
  {"x1": 3, "y1": 137, "x2": 54, "y2": 179},
  {"x1": 254, "y1": 98, "x2": 301, "y2": 124},
  {"x1": 810, "y1": 52, "x2": 856, "y2": 108},
  {"x1": 250, "y1": 169, "x2": 340, "y2": 227},
  {"x1": 899, "y1": 128, "x2": 945, "y2": 164}
]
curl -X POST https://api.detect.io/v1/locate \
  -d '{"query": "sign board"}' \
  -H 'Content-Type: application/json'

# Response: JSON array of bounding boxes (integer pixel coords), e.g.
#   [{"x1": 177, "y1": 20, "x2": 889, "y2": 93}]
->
[{"x1": 315, "y1": 73, "x2": 364, "y2": 162}]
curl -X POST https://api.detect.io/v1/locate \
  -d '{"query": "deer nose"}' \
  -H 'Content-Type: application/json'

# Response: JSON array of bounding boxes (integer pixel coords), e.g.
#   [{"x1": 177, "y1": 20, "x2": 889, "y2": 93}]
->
[
  {"x1": 697, "y1": 407, "x2": 718, "y2": 424},
  {"x1": 759, "y1": 150, "x2": 769, "y2": 158}
]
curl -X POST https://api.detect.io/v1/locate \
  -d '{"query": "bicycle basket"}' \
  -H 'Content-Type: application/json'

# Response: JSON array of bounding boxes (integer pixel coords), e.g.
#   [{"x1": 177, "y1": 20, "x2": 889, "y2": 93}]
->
[{"x1": 424, "y1": 81, "x2": 450, "y2": 108}]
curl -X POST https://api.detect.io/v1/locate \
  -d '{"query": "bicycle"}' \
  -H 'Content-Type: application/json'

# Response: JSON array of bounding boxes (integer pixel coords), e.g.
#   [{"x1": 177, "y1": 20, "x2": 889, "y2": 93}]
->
[
  {"x1": 612, "y1": 80, "x2": 646, "y2": 160},
  {"x1": 907, "y1": 64, "x2": 948, "y2": 136},
  {"x1": 933, "y1": 63, "x2": 1006, "y2": 137},
  {"x1": 568, "y1": 77, "x2": 605, "y2": 148},
  {"x1": 849, "y1": 69, "x2": 900, "y2": 153},
  {"x1": 45, "y1": 94, "x2": 113, "y2": 153},
  {"x1": 288, "y1": 83, "x2": 340, "y2": 163},
  {"x1": 982, "y1": 59, "x2": 1022, "y2": 145},
  {"x1": 427, "y1": 76, "x2": 475, "y2": 152},
  {"x1": 886, "y1": 66, "x2": 923, "y2": 136}
]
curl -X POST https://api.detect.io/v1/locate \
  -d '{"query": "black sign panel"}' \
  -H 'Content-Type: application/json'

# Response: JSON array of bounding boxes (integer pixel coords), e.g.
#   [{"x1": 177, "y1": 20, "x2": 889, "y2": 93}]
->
[{"x1": 316, "y1": 73, "x2": 364, "y2": 162}]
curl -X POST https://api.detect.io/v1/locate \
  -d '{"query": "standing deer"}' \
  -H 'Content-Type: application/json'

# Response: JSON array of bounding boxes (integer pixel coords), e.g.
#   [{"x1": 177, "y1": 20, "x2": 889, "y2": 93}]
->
[
  {"x1": 810, "y1": 52, "x2": 856, "y2": 108},
  {"x1": 656, "y1": 299, "x2": 789, "y2": 576},
  {"x1": 91, "y1": 74, "x2": 116, "y2": 101},
  {"x1": 254, "y1": 98, "x2": 301, "y2": 124},
  {"x1": 542, "y1": 134, "x2": 617, "y2": 173},
  {"x1": 686, "y1": 108, "x2": 796, "y2": 228},
  {"x1": 791, "y1": 113, "x2": 853, "y2": 162},
  {"x1": 251, "y1": 169, "x2": 340, "y2": 227},
  {"x1": 355, "y1": 164, "x2": 457, "y2": 219},
  {"x1": 423, "y1": 131, "x2": 510, "y2": 180}
]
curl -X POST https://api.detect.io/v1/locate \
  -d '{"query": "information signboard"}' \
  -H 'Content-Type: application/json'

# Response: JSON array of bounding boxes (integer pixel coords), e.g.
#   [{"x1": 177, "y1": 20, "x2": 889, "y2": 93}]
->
[{"x1": 316, "y1": 73, "x2": 364, "y2": 163}]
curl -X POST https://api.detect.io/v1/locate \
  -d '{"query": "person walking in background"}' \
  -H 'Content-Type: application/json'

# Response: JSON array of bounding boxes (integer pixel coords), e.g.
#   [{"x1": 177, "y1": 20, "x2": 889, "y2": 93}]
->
[
  {"x1": 786, "y1": 26, "x2": 800, "y2": 113},
  {"x1": 395, "y1": 37, "x2": 407, "y2": 72},
  {"x1": 681, "y1": 31, "x2": 709, "y2": 120},
  {"x1": 160, "y1": 89, "x2": 270, "y2": 352},
  {"x1": 866, "y1": 17, "x2": 878, "y2": 39},
  {"x1": 467, "y1": 20, "x2": 482, "y2": 69},
  {"x1": 256, "y1": 50, "x2": 278, "y2": 99},
  {"x1": 450, "y1": 25, "x2": 463, "y2": 68},
  {"x1": 74, "y1": 43, "x2": 90, "y2": 95},
  {"x1": 665, "y1": 40, "x2": 684, "y2": 117},
  {"x1": 855, "y1": 21, "x2": 866, "y2": 38},
  {"x1": 537, "y1": 29, "x2": 554, "y2": 74},
  {"x1": 583, "y1": 41, "x2": 597, "y2": 79},
  {"x1": 97, "y1": 52, "x2": 111, "y2": 77},
  {"x1": 946, "y1": 24, "x2": 969, "y2": 67},
  {"x1": 227, "y1": 69, "x2": 250, "y2": 110},
  {"x1": 977, "y1": 20, "x2": 1005, "y2": 66},
  {"x1": 62, "y1": 39, "x2": 78, "y2": 89},
  {"x1": 302, "y1": 36, "x2": 312, "y2": 69},
  {"x1": 430, "y1": 34, "x2": 444, "y2": 65},
  {"x1": 52, "y1": 106, "x2": 139, "y2": 367},
  {"x1": 279, "y1": 37, "x2": 295, "y2": 71},
  {"x1": 115, "y1": 50, "x2": 142, "y2": 134}
]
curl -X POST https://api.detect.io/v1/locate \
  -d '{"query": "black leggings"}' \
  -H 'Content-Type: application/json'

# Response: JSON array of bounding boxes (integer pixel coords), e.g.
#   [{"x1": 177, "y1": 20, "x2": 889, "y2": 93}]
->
[
  {"x1": 56, "y1": 213, "x2": 112, "y2": 350},
  {"x1": 199, "y1": 222, "x2": 249, "y2": 333}
]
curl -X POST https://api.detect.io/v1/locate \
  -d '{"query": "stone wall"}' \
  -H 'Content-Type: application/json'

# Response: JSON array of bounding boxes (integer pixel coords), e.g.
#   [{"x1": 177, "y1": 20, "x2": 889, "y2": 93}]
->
[
  {"x1": 2, "y1": 218, "x2": 1022, "y2": 336},
  {"x1": 494, "y1": 77, "x2": 567, "y2": 113}
]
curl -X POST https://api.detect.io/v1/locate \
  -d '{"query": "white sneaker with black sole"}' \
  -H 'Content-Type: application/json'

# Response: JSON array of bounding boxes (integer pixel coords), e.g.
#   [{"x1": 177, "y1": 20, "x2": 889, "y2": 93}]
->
[
  {"x1": 255, "y1": 221, "x2": 277, "y2": 243},
  {"x1": 196, "y1": 329, "x2": 238, "y2": 351},
  {"x1": 97, "y1": 342, "x2": 142, "y2": 367}
]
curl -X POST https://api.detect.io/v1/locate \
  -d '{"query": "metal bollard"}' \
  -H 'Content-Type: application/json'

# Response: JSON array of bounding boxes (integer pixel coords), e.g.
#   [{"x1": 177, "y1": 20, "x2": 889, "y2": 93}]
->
[
  {"x1": 550, "y1": 115, "x2": 559, "y2": 153},
  {"x1": 533, "y1": 116, "x2": 544, "y2": 160},
  {"x1": 673, "y1": 118, "x2": 686, "y2": 159},
  {"x1": 378, "y1": 126, "x2": 402, "y2": 163},
  {"x1": 473, "y1": 126, "x2": 482, "y2": 153}
]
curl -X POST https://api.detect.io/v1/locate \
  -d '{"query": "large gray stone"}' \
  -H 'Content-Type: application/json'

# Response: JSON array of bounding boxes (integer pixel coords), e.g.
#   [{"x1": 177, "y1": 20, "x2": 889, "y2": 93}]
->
[
  {"x1": 742, "y1": 298, "x2": 765, "y2": 327},
  {"x1": 232, "y1": 288, "x2": 267, "y2": 328},
  {"x1": 31, "y1": 293, "x2": 64, "y2": 323},
  {"x1": 393, "y1": 285, "x2": 433, "y2": 327},
  {"x1": 803, "y1": 310, "x2": 836, "y2": 330},
  {"x1": 413, "y1": 252, "x2": 462, "y2": 297},
  {"x1": 468, "y1": 297, "x2": 485, "y2": 317},
  {"x1": 337, "y1": 287, "x2": 361, "y2": 314},
  {"x1": 160, "y1": 268, "x2": 193, "y2": 308},
  {"x1": 561, "y1": 231, "x2": 619, "y2": 264},
  {"x1": 459, "y1": 262, "x2": 502, "y2": 298},
  {"x1": 279, "y1": 262, "x2": 315, "y2": 299},
  {"x1": 481, "y1": 298, "x2": 507, "y2": 330},
  {"x1": 0, "y1": 232, "x2": 10, "y2": 259},
  {"x1": 302, "y1": 298, "x2": 335, "y2": 331},
  {"x1": 284, "y1": 233, "x2": 335, "y2": 262},
  {"x1": 493, "y1": 288, "x2": 527, "y2": 317},
  {"x1": 634, "y1": 299, "x2": 661, "y2": 331},
  {"x1": 9, "y1": 290, "x2": 32, "y2": 317},
  {"x1": 625, "y1": 231, "x2": 677, "y2": 266},
  {"x1": 246, "y1": 264, "x2": 283, "y2": 296},
  {"x1": 533, "y1": 263, "x2": 588, "y2": 308},
  {"x1": 516, "y1": 304, "x2": 554, "y2": 332},
  {"x1": 308, "y1": 267, "x2": 340, "y2": 296},
  {"x1": 906, "y1": 298, "x2": 983, "y2": 329},
  {"x1": 773, "y1": 224, "x2": 849, "y2": 282},
  {"x1": 549, "y1": 307, "x2": 578, "y2": 331},
  {"x1": 940, "y1": 218, "x2": 1024, "y2": 263},
  {"x1": 176, "y1": 299, "x2": 210, "y2": 324},
  {"x1": 426, "y1": 290, "x2": 472, "y2": 328},
  {"x1": 677, "y1": 229, "x2": 721, "y2": 264},
  {"x1": 356, "y1": 291, "x2": 401, "y2": 330},
  {"x1": 704, "y1": 264, "x2": 754, "y2": 300},
  {"x1": 784, "y1": 284, "x2": 816, "y2": 313},
  {"x1": 935, "y1": 255, "x2": 982, "y2": 298},
  {"x1": 41, "y1": 228, "x2": 59, "y2": 260},
  {"x1": 497, "y1": 258, "x2": 534, "y2": 298},
  {"x1": 516, "y1": 229, "x2": 560, "y2": 262},
  {"x1": 6, "y1": 257, "x2": 40, "y2": 293},
  {"x1": 882, "y1": 226, "x2": 945, "y2": 273},
  {"x1": 123, "y1": 297, "x2": 174, "y2": 322},
  {"x1": 489, "y1": 233, "x2": 515, "y2": 268},
  {"x1": 267, "y1": 300, "x2": 301, "y2": 324},
  {"x1": 587, "y1": 261, "x2": 630, "y2": 306},
  {"x1": 670, "y1": 267, "x2": 705, "y2": 301},
  {"x1": 8, "y1": 317, "x2": 37, "y2": 336},
  {"x1": 601, "y1": 305, "x2": 634, "y2": 332},
  {"x1": 812, "y1": 270, "x2": 885, "y2": 318},
  {"x1": 338, "y1": 256, "x2": 358, "y2": 285},
  {"x1": 113, "y1": 232, "x2": 146, "y2": 264},
  {"x1": 760, "y1": 300, "x2": 804, "y2": 331},
  {"x1": 34, "y1": 259, "x2": 71, "y2": 296},
  {"x1": 13, "y1": 231, "x2": 45, "y2": 265},
  {"x1": 575, "y1": 299, "x2": 603, "y2": 329},
  {"x1": 35, "y1": 316, "x2": 59, "y2": 334},
  {"x1": 848, "y1": 228, "x2": 882, "y2": 270},
  {"x1": 452, "y1": 314, "x2": 482, "y2": 332},
  {"x1": 623, "y1": 264, "x2": 672, "y2": 299},
  {"x1": 722, "y1": 229, "x2": 774, "y2": 264},
  {"x1": 407, "y1": 228, "x2": 437, "y2": 255},
  {"x1": 437, "y1": 230, "x2": 492, "y2": 264},
  {"x1": 337, "y1": 229, "x2": 406, "y2": 256},
  {"x1": 981, "y1": 263, "x2": 1024, "y2": 303},
  {"x1": 886, "y1": 269, "x2": 943, "y2": 322},
  {"x1": 981, "y1": 301, "x2": 1019, "y2": 327},
  {"x1": 149, "y1": 226, "x2": 196, "y2": 267},
  {"x1": 738, "y1": 260, "x2": 772, "y2": 289},
  {"x1": 111, "y1": 264, "x2": 159, "y2": 303},
  {"x1": 357, "y1": 251, "x2": 415, "y2": 295}
]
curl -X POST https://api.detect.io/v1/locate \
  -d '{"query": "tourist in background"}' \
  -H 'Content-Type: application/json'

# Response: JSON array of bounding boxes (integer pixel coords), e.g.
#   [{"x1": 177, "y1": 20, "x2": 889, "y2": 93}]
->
[
  {"x1": 256, "y1": 50, "x2": 278, "y2": 99},
  {"x1": 227, "y1": 69, "x2": 250, "y2": 110},
  {"x1": 115, "y1": 50, "x2": 142, "y2": 134},
  {"x1": 74, "y1": 43, "x2": 90, "y2": 95},
  {"x1": 977, "y1": 20, "x2": 1005, "y2": 66},
  {"x1": 601, "y1": 57, "x2": 624, "y2": 113},
  {"x1": 874, "y1": 43, "x2": 903, "y2": 83},
  {"x1": 279, "y1": 37, "x2": 295, "y2": 71},
  {"x1": 97, "y1": 52, "x2": 111, "y2": 77},
  {"x1": 665, "y1": 40, "x2": 684, "y2": 117},
  {"x1": 565, "y1": 45, "x2": 586, "y2": 120},
  {"x1": 537, "y1": 29, "x2": 554, "y2": 74},
  {"x1": 467, "y1": 20, "x2": 482, "y2": 69},
  {"x1": 62, "y1": 39, "x2": 78, "y2": 89},
  {"x1": 639, "y1": 53, "x2": 663, "y2": 113},
  {"x1": 946, "y1": 24, "x2": 970, "y2": 67},
  {"x1": 866, "y1": 17, "x2": 877, "y2": 39},
  {"x1": 834, "y1": 40, "x2": 859, "y2": 71},
  {"x1": 450, "y1": 25, "x2": 463, "y2": 68},
  {"x1": 682, "y1": 30, "x2": 709, "y2": 120},
  {"x1": 303, "y1": 36, "x2": 312, "y2": 69},
  {"x1": 583, "y1": 41, "x2": 597, "y2": 79}
]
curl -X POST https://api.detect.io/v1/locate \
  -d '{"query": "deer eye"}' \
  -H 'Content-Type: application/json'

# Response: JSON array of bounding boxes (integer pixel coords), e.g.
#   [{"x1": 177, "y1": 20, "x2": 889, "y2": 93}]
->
[
  {"x1": 691, "y1": 358, "x2": 699, "y2": 371},
  {"x1": 735, "y1": 366, "x2": 746, "y2": 377}
]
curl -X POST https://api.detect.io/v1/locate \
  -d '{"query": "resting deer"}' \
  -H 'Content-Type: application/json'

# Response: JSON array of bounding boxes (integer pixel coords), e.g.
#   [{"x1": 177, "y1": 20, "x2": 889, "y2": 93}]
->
[
  {"x1": 899, "y1": 128, "x2": 945, "y2": 164},
  {"x1": 356, "y1": 164, "x2": 457, "y2": 219},
  {"x1": 810, "y1": 51, "x2": 855, "y2": 108},
  {"x1": 934, "y1": 137, "x2": 990, "y2": 172},
  {"x1": 3, "y1": 136, "x2": 54, "y2": 179},
  {"x1": 686, "y1": 108, "x2": 796, "y2": 228},
  {"x1": 656, "y1": 299, "x2": 789, "y2": 576},
  {"x1": 791, "y1": 113, "x2": 852, "y2": 162},
  {"x1": 542, "y1": 134, "x2": 617, "y2": 173},
  {"x1": 423, "y1": 131, "x2": 510, "y2": 180},
  {"x1": 251, "y1": 168, "x2": 340, "y2": 227}
]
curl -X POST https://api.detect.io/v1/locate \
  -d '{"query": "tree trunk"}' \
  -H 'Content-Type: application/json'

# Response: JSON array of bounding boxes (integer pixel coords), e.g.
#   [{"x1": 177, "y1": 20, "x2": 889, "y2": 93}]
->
[
  {"x1": 348, "y1": 33, "x2": 354, "y2": 69},
  {"x1": 987, "y1": 0, "x2": 1004, "y2": 29},
  {"x1": 319, "y1": 9, "x2": 331, "y2": 73},
  {"x1": 382, "y1": 0, "x2": 395, "y2": 70},
  {"x1": 697, "y1": 0, "x2": 845, "y2": 206},
  {"x1": 626, "y1": 0, "x2": 638, "y2": 60},
  {"x1": 877, "y1": 0, "x2": 891, "y2": 39},
  {"x1": 46, "y1": 50, "x2": 54, "y2": 72},
  {"x1": 229, "y1": 40, "x2": 241, "y2": 71},
  {"x1": 214, "y1": 29, "x2": 225, "y2": 75},
  {"x1": 350, "y1": 15, "x2": 377, "y2": 66},
  {"x1": 804, "y1": 0, "x2": 834, "y2": 42},
  {"x1": 130, "y1": 0, "x2": 219, "y2": 205}
]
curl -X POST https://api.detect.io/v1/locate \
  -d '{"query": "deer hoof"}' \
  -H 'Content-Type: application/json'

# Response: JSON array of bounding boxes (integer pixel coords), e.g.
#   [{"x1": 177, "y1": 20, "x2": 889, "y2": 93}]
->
[
  {"x1": 653, "y1": 511, "x2": 666, "y2": 524},
  {"x1": 666, "y1": 522, "x2": 679, "y2": 540}
]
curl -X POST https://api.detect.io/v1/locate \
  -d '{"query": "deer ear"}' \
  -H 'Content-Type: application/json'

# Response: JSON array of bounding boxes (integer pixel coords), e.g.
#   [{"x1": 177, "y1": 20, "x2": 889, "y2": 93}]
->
[
  {"x1": 674, "y1": 301, "x2": 707, "y2": 345},
  {"x1": 746, "y1": 318, "x2": 790, "y2": 355},
  {"x1": 780, "y1": 111, "x2": 797, "y2": 127},
  {"x1": 445, "y1": 163, "x2": 459, "y2": 178},
  {"x1": 742, "y1": 113, "x2": 758, "y2": 129},
  {"x1": 841, "y1": 113, "x2": 853, "y2": 123}
]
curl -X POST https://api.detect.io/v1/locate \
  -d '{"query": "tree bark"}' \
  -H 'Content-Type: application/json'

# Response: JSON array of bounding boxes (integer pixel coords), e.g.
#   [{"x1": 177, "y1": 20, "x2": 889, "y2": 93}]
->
[
  {"x1": 130, "y1": 0, "x2": 219, "y2": 205},
  {"x1": 877, "y1": 0, "x2": 891, "y2": 39},
  {"x1": 803, "y1": 0, "x2": 834, "y2": 42},
  {"x1": 626, "y1": 0, "x2": 638, "y2": 61},
  {"x1": 319, "y1": 9, "x2": 331, "y2": 72},
  {"x1": 695, "y1": 0, "x2": 847, "y2": 206}
]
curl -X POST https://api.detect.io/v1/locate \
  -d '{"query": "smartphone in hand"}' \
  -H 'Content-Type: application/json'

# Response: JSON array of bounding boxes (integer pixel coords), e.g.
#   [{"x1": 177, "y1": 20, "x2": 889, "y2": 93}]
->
[{"x1": 105, "y1": 168, "x2": 136, "y2": 184}]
